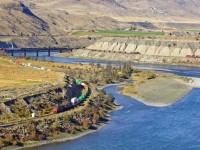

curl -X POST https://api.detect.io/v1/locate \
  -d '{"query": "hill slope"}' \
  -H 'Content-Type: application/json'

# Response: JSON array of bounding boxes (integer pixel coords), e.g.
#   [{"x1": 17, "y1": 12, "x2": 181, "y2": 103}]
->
[
  {"x1": 0, "y1": 0, "x2": 126, "y2": 47},
  {"x1": 33, "y1": 0, "x2": 200, "y2": 22},
  {"x1": 0, "y1": 0, "x2": 199, "y2": 47}
]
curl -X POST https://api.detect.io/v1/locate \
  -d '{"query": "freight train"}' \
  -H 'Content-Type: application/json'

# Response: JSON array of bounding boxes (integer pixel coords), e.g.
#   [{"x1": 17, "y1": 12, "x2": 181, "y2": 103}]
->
[
  {"x1": 186, "y1": 55, "x2": 200, "y2": 58},
  {"x1": 53, "y1": 79, "x2": 89, "y2": 113}
]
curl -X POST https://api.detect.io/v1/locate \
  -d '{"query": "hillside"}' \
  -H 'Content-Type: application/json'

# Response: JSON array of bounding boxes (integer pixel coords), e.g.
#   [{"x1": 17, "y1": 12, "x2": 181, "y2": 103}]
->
[
  {"x1": 0, "y1": 0, "x2": 199, "y2": 47},
  {"x1": 0, "y1": 0, "x2": 126, "y2": 47},
  {"x1": 34, "y1": 0, "x2": 200, "y2": 22},
  {"x1": 0, "y1": 0, "x2": 124, "y2": 34}
]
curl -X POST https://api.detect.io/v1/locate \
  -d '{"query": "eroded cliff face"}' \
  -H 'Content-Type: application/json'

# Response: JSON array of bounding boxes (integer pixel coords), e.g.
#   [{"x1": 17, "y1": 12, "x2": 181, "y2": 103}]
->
[
  {"x1": 73, "y1": 37, "x2": 200, "y2": 65},
  {"x1": 86, "y1": 38, "x2": 200, "y2": 57}
]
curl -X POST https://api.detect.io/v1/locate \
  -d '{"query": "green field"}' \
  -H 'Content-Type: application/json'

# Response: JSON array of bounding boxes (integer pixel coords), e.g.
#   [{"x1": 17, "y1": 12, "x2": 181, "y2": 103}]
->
[
  {"x1": 186, "y1": 29, "x2": 200, "y2": 32},
  {"x1": 71, "y1": 30, "x2": 165, "y2": 37}
]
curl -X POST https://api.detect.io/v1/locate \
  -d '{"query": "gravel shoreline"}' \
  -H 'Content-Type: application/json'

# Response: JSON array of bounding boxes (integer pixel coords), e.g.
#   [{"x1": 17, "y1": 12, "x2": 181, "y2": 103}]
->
[
  {"x1": 4, "y1": 103, "x2": 122, "y2": 150},
  {"x1": 11, "y1": 122, "x2": 110, "y2": 150}
]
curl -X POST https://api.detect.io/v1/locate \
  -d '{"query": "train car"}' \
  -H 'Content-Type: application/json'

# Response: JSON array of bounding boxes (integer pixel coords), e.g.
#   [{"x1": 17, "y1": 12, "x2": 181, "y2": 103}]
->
[
  {"x1": 11, "y1": 60, "x2": 15, "y2": 63},
  {"x1": 71, "y1": 97, "x2": 78, "y2": 105},
  {"x1": 186, "y1": 55, "x2": 200, "y2": 58},
  {"x1": 82, "y1": 91, "x2": 87, "y2": 95},
  {"x1": 15, "y1": 61, "x2": 22, "y2": 65},
  {"x1": 186, "y1": 55, "x2": 195, "y2": 58},
  {"x1": 78, "y1": 94, "x2": 84, "y2": 101},
  {"x1": 76, "y1": 79, "x2": 82, "y2": 85},
  {"x1": 53, "y1": 81, "x2": 89, "y2": 113},
  {"x1": 84, "y1": 86, "x2": 89, "y2": 89},
  {"x1": 66, "y1": 103, "x2": 73, "y2": 109},
  {"x1": 196, "y1": 56, "x2": 200, "y2": 58},
  {"x1": 81, "y1": 83, "x2": 87, "y2": 87},
  {"x1": 83, "y1": 86, "x2": 88, "y2": 90},
  {"x1": 53, "y1": 105, "x2": 64, "y2": 113},
  {"x1": 81, "y1": 94, "x2": 86, "y2": 99}
]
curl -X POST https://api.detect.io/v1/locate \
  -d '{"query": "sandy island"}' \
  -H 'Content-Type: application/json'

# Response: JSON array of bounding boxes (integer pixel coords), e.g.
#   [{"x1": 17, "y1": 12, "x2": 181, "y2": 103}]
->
[{"x1": 120, "y1": 72, "x2": 200, "y2": 107}]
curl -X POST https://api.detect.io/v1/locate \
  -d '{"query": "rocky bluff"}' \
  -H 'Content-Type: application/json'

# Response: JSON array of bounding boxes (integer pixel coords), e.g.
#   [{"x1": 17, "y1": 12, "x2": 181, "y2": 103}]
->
[{"x1": 73, "y1": 37, "x2": 200, "y2": 64}]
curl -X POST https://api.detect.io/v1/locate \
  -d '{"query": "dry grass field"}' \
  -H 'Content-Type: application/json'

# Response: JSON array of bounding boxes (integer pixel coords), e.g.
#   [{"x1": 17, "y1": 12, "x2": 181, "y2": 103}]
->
[
  {"x1": 0, "y1": 57, "x2": 64, "y2": 89},
  {"x1": 0, "y1": 57, "x2": 98, "y2": 89}
]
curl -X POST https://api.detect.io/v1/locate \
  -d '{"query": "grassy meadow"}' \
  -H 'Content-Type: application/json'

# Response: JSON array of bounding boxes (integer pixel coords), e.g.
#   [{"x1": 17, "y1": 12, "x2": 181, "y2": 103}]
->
[{"x1": 71, "y1": 30, "x2": 165, "y2": 37}]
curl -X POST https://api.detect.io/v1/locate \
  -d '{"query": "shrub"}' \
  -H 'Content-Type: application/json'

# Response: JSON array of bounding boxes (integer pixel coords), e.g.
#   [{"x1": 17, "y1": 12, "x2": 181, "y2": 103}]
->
[
  {"x1": 92, "y1": 114, "x2": 100, "y2": 124},
  {"x1": 24, "y1": 56, "x2": 31, "y2": 60},
  {"x1": 123, "y1": 84, "x2": 138, "y2": 94}
]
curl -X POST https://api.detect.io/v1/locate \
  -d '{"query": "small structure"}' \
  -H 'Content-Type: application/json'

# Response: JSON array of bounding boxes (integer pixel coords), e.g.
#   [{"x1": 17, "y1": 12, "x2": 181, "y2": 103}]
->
[
  {"x1": 32, "y1": 113, "x2": 35, "y2": 118},
  {"x1": 41, "y1": 67, "x2": 45, "y2": 70},
  {"x1": 125, "y1": 28, "x2": 130, "y2": 31}
]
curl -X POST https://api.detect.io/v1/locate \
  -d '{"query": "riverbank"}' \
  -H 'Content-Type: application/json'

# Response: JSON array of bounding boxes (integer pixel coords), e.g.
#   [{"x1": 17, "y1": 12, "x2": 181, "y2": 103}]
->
[
  {"x1": 1, "y1": 55, "x2": 133, "y2": 150},
  {"x1": 97, "y1": 81, "x2": 131, "y2": 90},
  {"x1": 9, "y1": 119, "x2": 110, "y2": 150},
  {"x1": 120, "y1": 72, "x2": 198, "y2": 107},
  {"x1": 56, "y1": 51, "x2": 200, "y2": 68},
  {"x1": 5, "y1": 103, "x2": 122, "y2": 150}
]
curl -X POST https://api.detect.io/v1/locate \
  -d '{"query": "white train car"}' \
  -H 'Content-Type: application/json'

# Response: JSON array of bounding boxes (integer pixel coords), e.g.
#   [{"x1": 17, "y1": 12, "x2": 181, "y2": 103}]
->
[{"x1": 71, "y1": 97, "x2": 78, "y2": 105}]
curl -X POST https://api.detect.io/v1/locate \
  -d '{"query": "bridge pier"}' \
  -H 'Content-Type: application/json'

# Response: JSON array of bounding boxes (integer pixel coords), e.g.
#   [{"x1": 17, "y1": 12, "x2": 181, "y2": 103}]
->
[
  {"x1": 24, "y1": 50, "x2": 26, "y2": 57},
  {"x1": 36, "y1": 50, "x2": 39, "y2": 57},
  {"x1": 11, "y1": 51, "x2": 14, "y2": 57},
  {"x1": 48, "y1": 49, "x2": 50, "y2": 56},
  {"x1": 60, "y1": 49, "x2": 62, "y2": 53}
]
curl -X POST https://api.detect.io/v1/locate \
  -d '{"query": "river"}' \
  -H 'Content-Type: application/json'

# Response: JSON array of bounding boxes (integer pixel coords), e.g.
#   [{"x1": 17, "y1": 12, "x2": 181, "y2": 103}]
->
[{"x1": 24, "y1": 55, "x2": 200, "y2": 150}]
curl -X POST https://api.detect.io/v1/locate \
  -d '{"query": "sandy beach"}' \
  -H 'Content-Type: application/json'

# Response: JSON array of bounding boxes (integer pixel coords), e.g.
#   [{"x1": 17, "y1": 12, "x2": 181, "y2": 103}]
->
[{"x1": 188, "y1": 77, "x2": 200, "y2": 88}]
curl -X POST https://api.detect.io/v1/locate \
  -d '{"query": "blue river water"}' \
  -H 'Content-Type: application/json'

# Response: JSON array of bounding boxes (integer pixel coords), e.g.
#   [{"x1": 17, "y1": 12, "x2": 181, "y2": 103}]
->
[
  {"x1": 34, "y1": 86, "x2": 200, "y2": 150},
  {"x1": 39, "y1": 56, "x2": 200, "y2": 78},
  {"x1": 24, "y1": 56, "x2": 200, "y2": 150},
  {"x1": 28, "y1": 57, "x2": 200, "y2": 150}
]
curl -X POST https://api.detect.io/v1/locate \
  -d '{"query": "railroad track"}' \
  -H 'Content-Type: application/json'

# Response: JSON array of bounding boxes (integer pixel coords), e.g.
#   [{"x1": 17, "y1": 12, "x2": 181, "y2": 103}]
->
[
  {"x1": 0, "y1": 83, "x2": 91, "y2": 128},
  {"x1": 0, "y1": 96, "x2": 89, "y2": 128}
]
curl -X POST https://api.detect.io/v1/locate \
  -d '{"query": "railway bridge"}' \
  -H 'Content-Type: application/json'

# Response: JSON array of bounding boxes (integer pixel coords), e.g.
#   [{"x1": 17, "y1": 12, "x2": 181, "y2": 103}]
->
[{"x1": 4, "y1": 47, "x2": 74, "y2": 57}]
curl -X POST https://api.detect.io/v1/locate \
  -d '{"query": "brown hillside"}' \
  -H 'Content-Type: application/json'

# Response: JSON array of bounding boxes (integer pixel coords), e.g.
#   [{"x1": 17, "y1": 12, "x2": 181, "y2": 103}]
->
[
  {"x1": 0, "y1": 0, "x2": 199, "y2": 47},
  {"x1": 33, "y1": 0, "x2": 200, "y2": 22}
]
